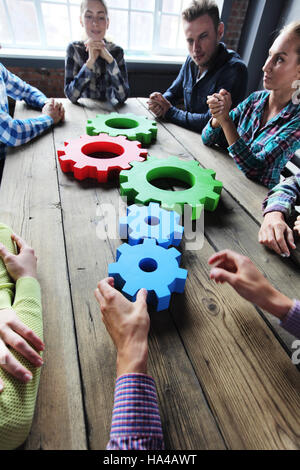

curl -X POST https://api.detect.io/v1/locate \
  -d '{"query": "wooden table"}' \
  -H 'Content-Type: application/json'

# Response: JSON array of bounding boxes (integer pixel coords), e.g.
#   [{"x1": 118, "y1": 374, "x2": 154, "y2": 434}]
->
[{"x1": 0, "y1": 98, "x2": 299, "y2": 450}]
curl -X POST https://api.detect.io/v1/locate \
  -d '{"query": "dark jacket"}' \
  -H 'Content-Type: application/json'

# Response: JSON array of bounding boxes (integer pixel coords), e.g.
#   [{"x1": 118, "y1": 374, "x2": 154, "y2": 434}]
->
[{"x1": 163, "y1": 42, "x2": 248, "y2": 132}]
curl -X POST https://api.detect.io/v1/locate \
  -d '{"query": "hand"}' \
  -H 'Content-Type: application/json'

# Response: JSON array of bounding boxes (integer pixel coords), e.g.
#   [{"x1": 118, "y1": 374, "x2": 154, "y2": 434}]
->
[
  {"x1": 294, "y1": 215, "x2": 300, "y2": 236},
  {"x1": 0, "y1": 233, "x2": 37, "y2": 281},
  {"x1": 95, "y1": 278, "x2": 149, "y2": 377},
  {"x1": 85, "y1": 39, "x2": 113, "y2": 66},
  {"x1": 208, "y1": 249, "x2": 293, "y2": 320},
  {"x1": 0, "y1": 308, "x2": 44, "y2": 392},
  {"x1": 258, "y1": 211, "x2": 296, "y2": 257},
  {"x1": 42, "y1": 98, "x2": 65, "y2": 125},
  {"x1": 207, "y1": 89, "x2": 232, "y2": 124},
  {"x1": 148, "y1": 92, "x2": 171, "y2": 118}
]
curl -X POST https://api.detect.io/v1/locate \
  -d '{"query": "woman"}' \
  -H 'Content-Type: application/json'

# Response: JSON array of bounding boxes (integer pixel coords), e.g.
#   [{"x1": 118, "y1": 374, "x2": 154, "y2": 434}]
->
[
  {"x1": 202, "y1": 22, "x2": 300, "y2": 189},
  {"x1": 64, "y1": 0, "x2": 129, "y2": 105}
]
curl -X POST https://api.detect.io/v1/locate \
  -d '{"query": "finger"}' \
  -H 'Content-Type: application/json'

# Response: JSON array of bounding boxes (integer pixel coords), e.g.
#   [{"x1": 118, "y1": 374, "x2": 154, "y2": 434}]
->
[
  {"x1": 11, "y1": 318, "x2": 44, "y2": 352},
  {"x1": 0, "y1": 341, "x2": 33, "y2": 383},
  {"x1": 273, "y1": 224, "x2": 290, "y2": 256},
  {"x1": 286, "y1": 226, "x2": 296, "y2": 250},
  {"x1": 0, "y1": 376, "x2": 3, "y2": 393},
  {"x1": 3, "y1": 328, "x2": 43, "y2": 367},
  {"x1": 11, "y1": 233, "x2": 28, "y2": 253},
  {"x1": 136, "y1": 288, "x2": 148, "y2": 304},
  {"x1": 265, "y1": 226, "x2": 283, "y2": 255},
  {"x1": 98, "y1": 278, "x2": 116, "y2": 299},
  {"x1": 94, "y1": 287, "x2": 104, "y2": 305},
  {"x1": 0, "y1": 242, "x2": 11, "y2": 261},
  {"x1": 210, "y1": 267, "x2": 237, "y2": 285},
  {"x1": 208, "y1": 249, "x2": 239, "y2": 273}
]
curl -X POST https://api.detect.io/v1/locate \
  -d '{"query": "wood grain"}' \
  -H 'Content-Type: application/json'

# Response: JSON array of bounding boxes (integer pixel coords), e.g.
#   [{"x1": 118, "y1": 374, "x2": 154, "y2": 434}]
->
[{"x1": 0, "y1": 102, "x2": 86, "y2": 449}]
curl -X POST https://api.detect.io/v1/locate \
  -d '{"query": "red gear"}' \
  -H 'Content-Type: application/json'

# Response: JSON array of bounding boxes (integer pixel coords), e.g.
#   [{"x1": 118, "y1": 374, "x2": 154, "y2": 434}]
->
[{"x1": 58, "y1": 134, "x2": 147, "y2": 182}]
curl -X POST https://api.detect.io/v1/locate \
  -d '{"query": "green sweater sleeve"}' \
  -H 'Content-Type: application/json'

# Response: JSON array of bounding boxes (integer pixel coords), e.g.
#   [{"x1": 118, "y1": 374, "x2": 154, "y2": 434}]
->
[
  {"x1": 0, "y1": 224, "x2": 15, "y2": 308},
  {"x1": 0, "y1": 224, "x2": 43, "y2": 450}
]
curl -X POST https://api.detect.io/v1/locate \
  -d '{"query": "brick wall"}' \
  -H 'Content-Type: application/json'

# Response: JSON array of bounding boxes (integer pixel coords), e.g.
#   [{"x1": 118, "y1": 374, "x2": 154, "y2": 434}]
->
[
  {"x1": 8, "y1": 1, "x2": 250, "y2": 99},
  {"x1": 9, "y1": 66, "x2": 65, "y2": 98},
  {"x1": 223, "y1": 0, "x2": 250, "y2": 51}
]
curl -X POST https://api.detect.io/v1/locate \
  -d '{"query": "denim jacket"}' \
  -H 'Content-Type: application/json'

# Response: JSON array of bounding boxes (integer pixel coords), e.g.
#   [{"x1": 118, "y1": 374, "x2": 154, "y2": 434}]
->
[{"x1": 163, "y1": 42, "x2": 248, "y2": 132}]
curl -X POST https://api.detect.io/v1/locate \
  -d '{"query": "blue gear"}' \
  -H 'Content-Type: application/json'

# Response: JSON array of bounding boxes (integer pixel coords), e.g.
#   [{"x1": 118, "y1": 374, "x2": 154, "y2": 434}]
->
[
  {"x1": 108, "y1": 239, "x2": 188, "y2": 311},
  {"x1": 119, "y1": 203, "x2": 184, "y2": 248}
]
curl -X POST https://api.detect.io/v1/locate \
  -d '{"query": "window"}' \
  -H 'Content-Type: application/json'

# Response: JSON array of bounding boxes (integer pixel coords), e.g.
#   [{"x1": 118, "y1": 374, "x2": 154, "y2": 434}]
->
[{"x1": 0, "y1": 0, "x2": 224, "y2": 57}]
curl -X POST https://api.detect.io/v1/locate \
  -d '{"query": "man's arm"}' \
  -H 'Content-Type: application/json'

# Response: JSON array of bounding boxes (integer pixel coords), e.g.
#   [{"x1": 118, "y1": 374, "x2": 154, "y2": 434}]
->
[
  {"x1": 262, "y1": 173, "x2": 300, "y2": 217},
  {"x1": 95, "y1": 278, "x2": 164, "y2": 450},
  {"x1": 3, "y1": 64, "x2": 48, "y2": 109},
  {"x1": 164, "y1": 62, "x2": 248, "y2": 133}
]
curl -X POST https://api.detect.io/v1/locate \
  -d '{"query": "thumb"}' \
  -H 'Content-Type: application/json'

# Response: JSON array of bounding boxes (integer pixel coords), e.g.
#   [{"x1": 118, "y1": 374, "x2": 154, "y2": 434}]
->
[
  {"x1": 0, "y1": 242, "x2": 10, "y2": 261},
  {"x1": 210, "y1": 267, "x2": 237, "y2": 286},
  {"x1": 136, "y1": 288, "x2": 148, "y2": 304}
]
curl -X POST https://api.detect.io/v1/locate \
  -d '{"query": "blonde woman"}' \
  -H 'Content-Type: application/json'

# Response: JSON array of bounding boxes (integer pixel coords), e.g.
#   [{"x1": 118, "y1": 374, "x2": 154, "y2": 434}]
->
[{"x1": 64, "y1": 0, "x2": 129, "y2": 105}]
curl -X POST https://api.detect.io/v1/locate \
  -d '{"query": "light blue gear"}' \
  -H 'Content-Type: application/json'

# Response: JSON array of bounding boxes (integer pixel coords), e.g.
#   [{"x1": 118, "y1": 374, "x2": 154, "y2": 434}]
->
[
  {"x1": 108, "y1": 239, "x2": 188, "y2": 312},
  {"x1": 119, "y1": 202, "x2": 184, "y2": 248}
]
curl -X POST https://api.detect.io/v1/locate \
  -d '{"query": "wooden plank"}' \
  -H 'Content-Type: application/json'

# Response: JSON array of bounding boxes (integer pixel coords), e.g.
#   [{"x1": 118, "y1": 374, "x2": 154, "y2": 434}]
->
[
  {"x1": 52, "y1": 98, "x2": 227, "y2": 449},
  {"x1": 173, "y1": 240, "x2": 300, "y2": 450},
  {"x1": 0, "y1": 102, "x2": 87, "y2": 450},
  {"x1": 123, "y1": 98, "x2": 299, "y2": 349}
]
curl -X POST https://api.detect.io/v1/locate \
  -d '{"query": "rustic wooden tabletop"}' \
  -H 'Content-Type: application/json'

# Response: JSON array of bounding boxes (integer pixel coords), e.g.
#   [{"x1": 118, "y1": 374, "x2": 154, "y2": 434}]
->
[{"x1": 0, "y1": 97, "x2": 299, "y2": 450}]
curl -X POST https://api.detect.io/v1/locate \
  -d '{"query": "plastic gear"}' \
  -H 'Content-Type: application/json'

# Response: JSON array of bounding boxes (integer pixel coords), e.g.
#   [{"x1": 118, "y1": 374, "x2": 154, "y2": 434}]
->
[
  {"x1": 119, "y1": 202, "x2": 184, "y2": 248},
  {"x1": 86, "y1": 112, "x2": 157, "y2": 145},
  {"x1": 57, "y1": 134, "x2": 147, "y2": 182},
  {"x1": 119, "y1": 156, "x2": 223, "y2": 220},
  {"x1": 108, "y1": 238, "x2": 187, "y2": 311}
]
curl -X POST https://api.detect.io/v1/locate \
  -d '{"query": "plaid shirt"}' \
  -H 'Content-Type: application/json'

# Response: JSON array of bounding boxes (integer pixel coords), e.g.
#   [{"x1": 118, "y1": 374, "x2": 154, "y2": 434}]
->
[
  {"x1": 64, "y1": 40, "x2": 130, "y2": 106},
  {"x1": 107, "y1": 374, "x2": 164, "y2": 450},
  {"x1": 262, "y1": 172, "x2": 300, "y2": 216},
  {"x1": 202, "y1": 91, "x2": 300, "y2": 188},
  {"x1": 0, "y1": 63, "x2": 53, "y2": 160}
]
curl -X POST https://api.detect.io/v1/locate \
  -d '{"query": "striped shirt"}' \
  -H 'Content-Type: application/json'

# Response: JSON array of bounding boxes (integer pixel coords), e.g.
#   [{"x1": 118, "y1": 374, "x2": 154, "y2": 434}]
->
[
  {"x1": 64, "y1": 40, "x2": 130, "y2": 106},
  {"x1": 0, "y1": 63, "x2": 53, "y2": 160},
  {"x1": 262, "y1": 172, "x2": 300, "y2": 216},
  {"x1": 107, "y1": 374, "x2": 164, "y2": 450},
  {"x1": 202, "y1": 91, "x2": 300, "y2": 189}
]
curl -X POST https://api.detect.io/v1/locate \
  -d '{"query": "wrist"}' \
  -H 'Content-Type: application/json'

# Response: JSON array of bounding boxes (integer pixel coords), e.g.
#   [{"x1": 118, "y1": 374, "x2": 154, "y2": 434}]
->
[
  {"x1": 86, "y1": 60, "x2": 94, "y2": 70},
  {"x1": 116, "y1": 343, "x2": 148, "y2": 378},
  {"x1": 15, "y1": 272, "x2": 37, "y2": 281},
  {"x1": 261, "y1": 286, "x2": 294, "y2": 320}
]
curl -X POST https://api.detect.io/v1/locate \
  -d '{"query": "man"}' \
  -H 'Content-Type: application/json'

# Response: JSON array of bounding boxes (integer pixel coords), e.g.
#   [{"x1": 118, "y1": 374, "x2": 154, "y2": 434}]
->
[
  {"x1": 0, "y1": 48, "x2": 65, "y2": 181},
  {"x1": 148, "y1": 0, "x2": 248, "y2": 132}
]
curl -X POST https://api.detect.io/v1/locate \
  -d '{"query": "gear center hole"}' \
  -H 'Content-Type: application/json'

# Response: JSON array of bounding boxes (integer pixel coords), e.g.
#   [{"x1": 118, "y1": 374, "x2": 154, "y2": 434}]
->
[
  {"x1": 139, "y1": 258, "x2": 158, "y2": 273},
  {"x1": 147, "y1": 168, "x2": 194, "y2": 191},
  {"x1": 105, "y1": 118, "x2": 139, "y2": 130},
  {"x1": 81, "y1": 142, "x2": 124, "y2": 159},
  {"x1": 145, "y1": 216, "x2": 160, "y2": 226}
]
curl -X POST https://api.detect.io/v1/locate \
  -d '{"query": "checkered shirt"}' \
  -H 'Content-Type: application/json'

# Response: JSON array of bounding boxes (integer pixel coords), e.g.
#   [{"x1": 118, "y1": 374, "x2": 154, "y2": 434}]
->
[
  {"x1": 64, "y1": 40, "x2": 129, "y2": 106},
  {"x1": 202, "y1": 91, "x2": 300, "y2": 189},
  {"x1": 0, "y1": 62, "x2": 53, "y2": 160}
]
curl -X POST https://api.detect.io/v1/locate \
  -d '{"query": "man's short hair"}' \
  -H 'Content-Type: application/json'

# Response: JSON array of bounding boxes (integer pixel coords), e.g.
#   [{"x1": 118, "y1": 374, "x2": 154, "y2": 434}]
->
[{"x1": 182, "y1": 0, "x2": 221, "y2": 32}]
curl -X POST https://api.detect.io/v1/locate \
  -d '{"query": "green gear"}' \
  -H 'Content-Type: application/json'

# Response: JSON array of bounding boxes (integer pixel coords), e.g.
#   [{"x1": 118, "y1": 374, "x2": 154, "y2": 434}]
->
[
  {"x1": 86, "y1": 112, "x2": 157, "y2": 145},
  {"x1": 119, "y1": 156, "x2": 223, "y2": 220}
]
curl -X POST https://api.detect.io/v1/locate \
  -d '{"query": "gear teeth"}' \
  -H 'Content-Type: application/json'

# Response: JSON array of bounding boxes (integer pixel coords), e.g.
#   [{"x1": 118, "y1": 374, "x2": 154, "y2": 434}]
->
[
  {"x1": 57, "y1": 134, "x2": 147, "y2": 182},
  {"x1": 86, "y1": 112, "x2": 157, "y2": 145},
  {"x1": 108, "y1": 240, "x2": 187, "y2": 311},
  {"x1": 118, "y1": 156, "x2": 222, "y2": 220}
]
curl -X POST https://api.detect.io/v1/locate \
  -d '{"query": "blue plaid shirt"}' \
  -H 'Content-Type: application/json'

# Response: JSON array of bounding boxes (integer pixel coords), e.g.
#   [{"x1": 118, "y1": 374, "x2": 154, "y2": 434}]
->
[
  {"x1": 262, "y1": 172, "x2": 300, "y2": 216},
  {"x1": 0, "y1": 63, "x2": 53, "y2": 160},
  {"x1": 202, "y1": 91, "x2": 300, "y2": 188}
]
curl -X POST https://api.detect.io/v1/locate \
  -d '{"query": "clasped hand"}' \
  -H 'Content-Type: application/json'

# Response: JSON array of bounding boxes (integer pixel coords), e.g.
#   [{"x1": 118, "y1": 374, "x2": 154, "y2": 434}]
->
[{"x1": 0, "y1": 234, "x2": 44, "y2": 392}]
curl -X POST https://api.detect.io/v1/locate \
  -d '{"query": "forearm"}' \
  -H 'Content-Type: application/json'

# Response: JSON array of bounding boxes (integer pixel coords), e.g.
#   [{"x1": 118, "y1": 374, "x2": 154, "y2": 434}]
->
[
  {"x1": 0, "y1": 113, "x2": 53, "y2": 148},
  {"x1": 0, "y1": 225, "x2": 15, "y2": 308},
  {"x1": 106, "y1": 60, "x2": 130, "y2": 105},
  {"x1": 262, "y1": 175, "x2": 300, "y2": 217},
  {"x1": 64, "y1": 64, "x2": 92, "y2": 103},
  {"x1": 219, "y1": 118, "x2": 240, "y2": 147},
  {"x1": 165, "y1": 106, "x2": 211, "y2": 132}
]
